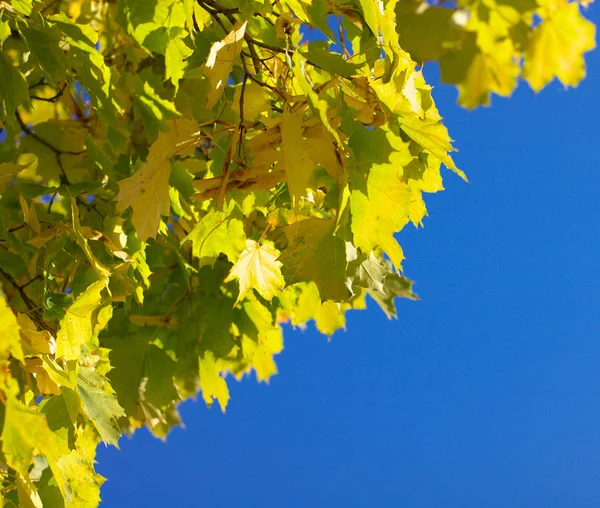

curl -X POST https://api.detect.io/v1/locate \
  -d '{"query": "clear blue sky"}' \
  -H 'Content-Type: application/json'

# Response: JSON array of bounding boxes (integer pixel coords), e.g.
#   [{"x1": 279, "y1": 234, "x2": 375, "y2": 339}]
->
[{"x1": 97, "y1": 6, "x2": 600, "y2": 507}]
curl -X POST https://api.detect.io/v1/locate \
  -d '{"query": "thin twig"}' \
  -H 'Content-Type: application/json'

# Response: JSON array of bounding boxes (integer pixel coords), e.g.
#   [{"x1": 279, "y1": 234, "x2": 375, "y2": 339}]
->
[
  {"x1": 0, "y1": 267, "x2": 52, "y2": 332},
  {"x1": 15, "y1": 110, "x2": 85, "y2": 185},
  {"x1": 30, "y1": 83, "x2": 68, "y2": 103}
]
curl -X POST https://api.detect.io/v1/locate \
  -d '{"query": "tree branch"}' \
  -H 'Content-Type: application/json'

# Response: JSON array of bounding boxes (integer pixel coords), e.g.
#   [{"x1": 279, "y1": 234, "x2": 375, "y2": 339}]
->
[{"x1": 0, "y1": 267, "x2": 52, "y2": 333}]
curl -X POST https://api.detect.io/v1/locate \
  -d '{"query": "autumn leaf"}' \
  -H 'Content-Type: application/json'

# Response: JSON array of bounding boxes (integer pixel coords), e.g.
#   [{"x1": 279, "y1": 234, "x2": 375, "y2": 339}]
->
[
  {"x1": 524, "y1": 1, "x2": 596, "y2": 91},
  {"x1": 0, "y1": 295, "x2": 24, "y2": 366},
  {"x1": 199, "y1": 351, "x2": 230, "y2": 411},
  {"x1": 116, "y1": 119, "x2": 200, "y2": 241},
  {"x1": 182, "y1": 208, "x2": 246, "y2": 266},
  {"x1": 280, "y1": 218, "x2": 349, "y2": 302},
  {"x1": 0, "y1": 162, "x2": 28, "y2": 192},
  {"x1": 77, "y1": 367, "x2": 125, "y2": 446},
  {"x1": 56, "y1": 279, "x2": 107, "y2": 361},
  {"x1": 225, "y1": 240, "x2": 285, "y2": 304},
  {"x1": 205, "y1": 21, "x2": 247, "y2": 109},
  {"x1": 280, "y1": 107, "x2": 314, "y2": 209}
]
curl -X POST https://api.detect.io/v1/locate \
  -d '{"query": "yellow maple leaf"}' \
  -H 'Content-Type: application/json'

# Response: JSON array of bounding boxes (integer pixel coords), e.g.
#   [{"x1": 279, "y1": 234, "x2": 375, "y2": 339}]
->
[
  {"x1": 458, "y1": 42, "x2": 520, "y2": 108},
  {"x1": 199, "y1": 351, "x2": 230, "y2": 412},
  {"x1": 56, "y1": 279, "x2": 107, "y2": 361},
  {"x1": 315, "y1": 301, "x2": 347, "y2": 337},
  {"x1": 17, "y1": 313, "x2": 56, "y2": 355},
  {"x1": 225, "y1": 240, "x2": 285, "y2": 304},
  {"x1": 23, "y1": 358, "x2": 60, "y2": 395},
  {"x1": 304, "y1": 123, "x2": 341, "y2": 179},
  {"x1": 280, "y1": 108, "x2": 314, "y2": 209},
  {"x1": 116, "y1": 119, "x2": 200, "y2": 241},
  {"x1": 241, "y1": 328, "x2": 283, "y2": 382},
  {"x1": 205, "y1": 21, "x2": 247, "y2": 109},
  {"x1": 232, "y1": 81, "x2": 270, "y2": 121},
  {"x1": 524, "y1": 1, "x2": 596, "y2": 92}
]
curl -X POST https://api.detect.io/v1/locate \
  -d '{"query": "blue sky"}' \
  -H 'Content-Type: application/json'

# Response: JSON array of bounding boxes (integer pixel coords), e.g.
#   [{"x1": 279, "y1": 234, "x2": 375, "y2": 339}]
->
[{"x1": 97, "y1": 6, "x2": 600, "y2": 507}]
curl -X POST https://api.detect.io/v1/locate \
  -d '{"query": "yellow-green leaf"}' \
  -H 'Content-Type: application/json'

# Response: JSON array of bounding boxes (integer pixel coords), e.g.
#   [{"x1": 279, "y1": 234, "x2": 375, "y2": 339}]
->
[
  {"x1": 280, "y1": 107, "x2": 314, "y2": 208},
  {"x1": 524, "y1": 1, "x2": 596, "y2": 91},
  {"x1": 225, "y1": 240, "x2": 285, "y2": 304},
  {"x1": 280, "y1": 218, "x2": 349, "y2": 302},
  {"x1": 182, "y1": 209, "x2": 246, "y2": 266},
  {"x1": 116, "y1": 119, "x2": 200, "y2": 241},
  {"x1": 2, "y1": 399, "x2": 62, "y2": 476},
  {"x1": 199, "y1": 351, "x2": 230, "y2": 411},
  {"x1": 0, "y1": 295, "x2": 24, "y2": 364},
  {"x1": 0, "y1": 52, "x2": 28, "y2": 119},
  {"x1": 56, "y1": 280, "x2": 107, "y2": 361},
  {"x1": 205, "y1": 21, "x2": 247, "y2": 109}
]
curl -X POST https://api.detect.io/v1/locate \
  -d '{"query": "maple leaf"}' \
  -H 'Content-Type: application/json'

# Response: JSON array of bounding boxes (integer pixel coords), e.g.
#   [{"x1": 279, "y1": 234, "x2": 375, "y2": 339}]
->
[
  {"x1": 225, "y1": 240, "x2": 285, "y2": 304},
  {"x1": 233, "y1": 81, "x2": 270, "y2": 121},
  {"x1": 2, "y1": 399, "x2": 62, "y2": 476},
  {"x1": 56, "y1": 280, "x2": 107, "y2": 361},
  {"x1": 315, "y1": 301, "x2": 347, "y2": 337},
  {"x1": 17, "y1": 313, "x2": 56, "y2": 355},
  {"x1": 182, "y1": 209, "x2": 246, "y2": 266},
  {"x1": 205, "y1": 21, "x2": 247, "y2": 109},
  {"x1": 165, "y1": 36, "x2": 194, "y2": 91},
  {"x1": 280, "y1": 218, "x2": 349, "y2": 302},
  {"x1": 16, "y1": 474, "x2": 44, "y2": 508},
  {"x1": 77, "y1": 367, "x2": 125, "y2": 447},
  {"x1": 440, "y1": 38, "x2": 520, "y2": 109},
  {"x1": 349, "y1": 126, "x2": 414, "y2": 269},
  {"x1": 280, "y1": 107, "x2": 314, "y2": 209},
  {"x1": 0, "y1": 162, "x2": 28, "y2": 192},
  {"x1": 524, "y1": 1, "x2": 596, "y2": 91},
  {"x1": 116, "y1": 119, "x2": 200, "y2": 241},
  {"x1": 292, "y1": 51, "x2": 343, "y2": 146},
  {"x1": 238, "y1": 297, "x2": 284, "y2": 382},
  {"x1": 347, "y1": 252, "x2": 418, "y2": 318},
  {"x1": 0, "y1": 52, "x2": 29, "y2": 118},
  {"x1": 199, "y1": 351, "x2": 230, "y2": 411}
]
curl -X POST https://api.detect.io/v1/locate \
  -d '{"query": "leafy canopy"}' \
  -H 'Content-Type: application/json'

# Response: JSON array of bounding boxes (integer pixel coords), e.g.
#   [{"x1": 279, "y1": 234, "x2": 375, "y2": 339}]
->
[{"x1": 0, "y1": 0, "x2": 595, "y2": 504}]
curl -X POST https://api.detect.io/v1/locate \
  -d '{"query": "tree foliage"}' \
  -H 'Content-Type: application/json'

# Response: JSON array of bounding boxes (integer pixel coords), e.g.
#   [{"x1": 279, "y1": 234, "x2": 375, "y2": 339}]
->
[{"x1": 0, "y1": 0, "x2": 595, "y2": 504}]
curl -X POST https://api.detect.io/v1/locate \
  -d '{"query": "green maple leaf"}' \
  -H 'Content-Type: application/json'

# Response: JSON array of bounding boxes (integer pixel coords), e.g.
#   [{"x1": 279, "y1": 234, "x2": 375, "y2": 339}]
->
[
  {"x1": 0, "y1": 52, "x2": 28, "y2": 120},
  {"x1": 280, "y1": 218, "x2": 349, "y2": 302},
  {"x1": 77, "y1": 368, "x2": 125, "y2": 447},
  {"x1": 348, "y1": 251, "x2": 418, "y2": 318},
  {"x1": 103, "y1": 328, "x2": 180, "y2": 436}
]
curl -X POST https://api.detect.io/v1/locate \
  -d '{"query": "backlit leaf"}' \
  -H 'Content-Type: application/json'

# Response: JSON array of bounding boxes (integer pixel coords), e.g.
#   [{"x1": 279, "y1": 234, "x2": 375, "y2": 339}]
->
[
  {"x1": 280, "y1": 218, "x2": 349, "y2": 302},
  {"x1": 524, "y1": 1, "x2": 596, "y2": 91},
  {"x1": 205, "y1": 21, "x2": 247, "y2": 109},
  {"x1": 182, "y1": 209, "x2": 246, "y2": 266},
  {"x1": 116, "y1": 119, "x2": 200, "y2": 240},
  {"x1": 0, "y1": 52, "x2": 28, "y2": 119},
  {"x1": 280, "y1": 107, "x2": 314, "y2": 208},
  {"x1": 226, "y1": 240, "x2": 285, "y2": 304},
  {"x1": 199, "y1": 351, "x2": 229, "y2": 411},
  {"x1": 56, "y1": 280, "x2": 107, "y2": 361}
]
